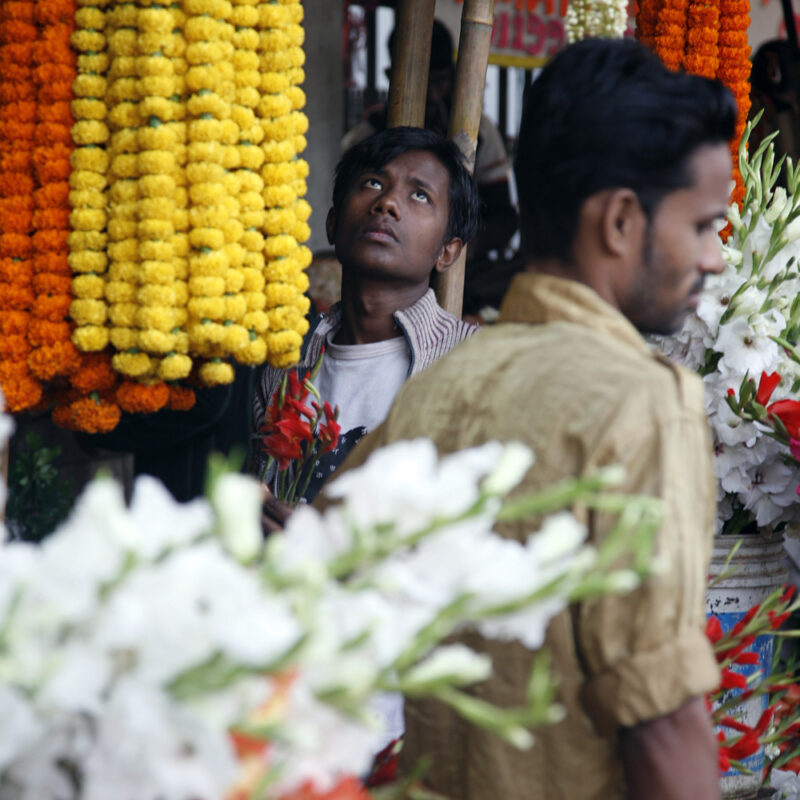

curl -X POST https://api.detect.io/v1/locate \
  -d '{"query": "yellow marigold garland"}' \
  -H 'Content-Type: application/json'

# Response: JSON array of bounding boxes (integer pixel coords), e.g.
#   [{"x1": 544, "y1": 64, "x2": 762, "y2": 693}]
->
[
  {"x1": 105, "y1": 1, "x2": 146, "y2": 377},
  {"x1": 256, "y1": 0, "x2": 310, "y2": 370},
  {"x1": 133, "y1": 2, "x2": 186, "y2": 399},
  {"x1": 231, "y1": 0, "x2": 269, "y2": 366},
  {"x1": 184, "y1": 0, "x2": 237, "y2": 385}
]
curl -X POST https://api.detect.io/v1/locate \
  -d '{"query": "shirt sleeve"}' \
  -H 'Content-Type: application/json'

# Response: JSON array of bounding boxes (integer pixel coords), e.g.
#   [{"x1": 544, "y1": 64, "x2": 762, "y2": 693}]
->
[{"x1": 576, "y1": 403, "x2": 720, "y2": 733}]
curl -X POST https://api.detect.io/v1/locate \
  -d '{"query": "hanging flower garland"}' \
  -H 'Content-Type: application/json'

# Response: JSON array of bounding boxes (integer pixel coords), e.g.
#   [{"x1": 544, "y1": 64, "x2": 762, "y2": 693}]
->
[
  {"x1": 716, "y1": 0, "x2": 751, "y2": 208},
  {"x1": 638, "y1": 0, "x2": 751, "y2": 211},
  {"x1": 653, "y1": 0, "x2": 689, "y2": 71},
  {"x1": 184, "y1": 0, "x2": 239, "y2": 387},
  {"x1": 683, "y1": 0, "x2": 719, "y2": 78},
  {"x1": 70, "y1": 1, "x2": 111, "y2": 355},
  {"x1": 29, "y1": 0, "x2": 82, "y2": 384},
  {"x1": 257, "y1": 0, "x2": 311, "y2": 370},
  {"x1": 116, "y1": 1, "x2": 183, "y2": 412},
  {"x1": 565, "y1": 0, "x2": 629, "y2": 42},
  {"x1": 0, "y1": 0, "x2": 313, "y2": 431},
  {"x1": 232, "y1": 0, "x2": 270, "y2": 367},
  {"x1": 635, "y1": 0, "x2": 662, "y2": 49},
  {"x1": 105, "y1": 2, "x2": 147, "y2": 379},
  {"x1": 60, "y1": 0, "x2": 122, "y2": 434},
  {"x1": 0, "y1": 0, "x2": 41, "y2": 412}
]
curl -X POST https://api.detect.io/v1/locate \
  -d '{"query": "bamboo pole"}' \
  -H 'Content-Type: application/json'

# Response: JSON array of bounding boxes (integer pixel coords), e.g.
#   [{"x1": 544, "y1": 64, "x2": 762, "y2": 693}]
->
[
  {"x1": 386, "y1": 0, "x2": 435, "y2": 128},
  {"x1": 436, "y1": 0, "x2": 495, "y2": 318}
]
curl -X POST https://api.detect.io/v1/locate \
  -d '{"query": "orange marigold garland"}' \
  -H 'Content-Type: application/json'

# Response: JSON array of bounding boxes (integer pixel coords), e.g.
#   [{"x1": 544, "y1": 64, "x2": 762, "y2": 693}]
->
[
  {"x1": 716, "y1": 0, "x2": 751, "y2": 208},
  {"x1": 116, "y1": 379, "x2": 170, "y2": 414},
  {"x1": 52, "y1": 390, "x2": 121, "y2": 432},
  {"x1": 0, "y1": 0, "x2": 41, "y2": 412},
  {"x1": 30, "y1": 0, "x2": 82, "y2": 383},
  {"x1": 683, "y1": 0, "x2": 719, "y2": 78},
  {"x1": 635, "y1": 0, "x2": 663, "y2": 49},
  {"x1": 653, "y1": 0, "x2": 689, "y2": 71},
  {"x1": 166, "y1": 384, "x2": 196, "y2": 411}
]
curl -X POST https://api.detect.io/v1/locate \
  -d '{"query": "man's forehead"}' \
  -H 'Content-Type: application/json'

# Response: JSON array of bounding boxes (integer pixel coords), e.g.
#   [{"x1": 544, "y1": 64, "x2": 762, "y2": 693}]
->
[{"x1": 366, "y1": 150, "x2": 449, "y2": 183}]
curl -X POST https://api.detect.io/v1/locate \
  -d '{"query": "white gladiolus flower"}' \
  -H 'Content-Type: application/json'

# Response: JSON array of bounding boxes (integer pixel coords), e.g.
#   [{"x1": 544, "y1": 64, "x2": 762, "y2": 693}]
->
[
  {"x1": 0, "y1": 394, "x2": 651, "y2": 799},
  {"x1": 210, "y1": 472, "x2": 263, "y2": 562},
  {"x1": 784, "y1": 215, "x2": 800, "y2": 243},
  {"x1": 128, "y1": 476, "x2": 212, "y2": 560},
  {"x1": 482, "y1": 441, "x2": 534, "y2": 495},
  {"x1": 772, "y1": 769, "x2": 800, "y2": 800},
  {"x1": 403, "y1": 645, "x2": 492, "y2": 687}
]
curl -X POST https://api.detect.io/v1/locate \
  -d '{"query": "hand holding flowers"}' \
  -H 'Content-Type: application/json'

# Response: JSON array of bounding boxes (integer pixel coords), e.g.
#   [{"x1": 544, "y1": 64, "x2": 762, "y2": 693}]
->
[{"x1": 259, "y1": 350, "x2": 341, "y2": 507}]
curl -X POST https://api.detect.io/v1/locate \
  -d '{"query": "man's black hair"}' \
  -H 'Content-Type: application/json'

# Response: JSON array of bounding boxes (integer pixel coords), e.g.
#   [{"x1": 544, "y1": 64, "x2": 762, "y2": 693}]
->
[
  {"x1": 515, "y1": 38, "x2": 738, "y2": 264},
  {"x1": 332, "y1": 126, "x2": 480, "y2": 244}
]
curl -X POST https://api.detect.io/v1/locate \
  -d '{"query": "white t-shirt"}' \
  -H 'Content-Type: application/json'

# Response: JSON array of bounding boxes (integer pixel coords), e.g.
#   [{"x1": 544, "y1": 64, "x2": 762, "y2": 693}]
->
[
  {"x1": 300, "y1": 332, "x2": 411, "y2": 502},
  {"x1": 317, "y1": 332, "x2": 410, "y2": 436}
]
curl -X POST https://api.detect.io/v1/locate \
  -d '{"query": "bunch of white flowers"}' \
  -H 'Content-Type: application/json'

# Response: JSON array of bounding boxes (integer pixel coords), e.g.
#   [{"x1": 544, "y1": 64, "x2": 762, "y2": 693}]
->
[
  {"x1": 773, "y1": 769, "x2": 800, "y2": 800},
  {"x1": 0, "y1": 404, "x2": 657, "y2": 800},
  {"x1": 654, "y1": 123, "x2": 800, "y2": 530},
  {"x1": 565, "y1": 0, "x2": 629, "y2": 43}
]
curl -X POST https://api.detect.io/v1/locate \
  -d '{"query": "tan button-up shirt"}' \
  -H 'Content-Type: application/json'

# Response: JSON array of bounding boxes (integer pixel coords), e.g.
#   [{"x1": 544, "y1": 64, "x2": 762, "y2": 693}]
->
[{"x1": 340, "y1": 272, "x2": 720, "y2": 799}]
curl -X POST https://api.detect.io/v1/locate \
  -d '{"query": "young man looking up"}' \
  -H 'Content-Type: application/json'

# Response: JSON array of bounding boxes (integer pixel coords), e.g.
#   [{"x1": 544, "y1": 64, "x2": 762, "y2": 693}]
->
[
  {"x1": 252, "y1": 126, "x2": 480, "y2": 502},
  {"x1": 337, "y1": 39, "x2": 734, "y2": 799}
]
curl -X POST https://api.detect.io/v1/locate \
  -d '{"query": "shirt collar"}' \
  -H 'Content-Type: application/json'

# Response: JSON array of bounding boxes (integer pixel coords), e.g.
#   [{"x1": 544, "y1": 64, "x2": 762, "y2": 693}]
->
[{"x1": 498, "y1": 272, "x2": 652, "y2": 356}]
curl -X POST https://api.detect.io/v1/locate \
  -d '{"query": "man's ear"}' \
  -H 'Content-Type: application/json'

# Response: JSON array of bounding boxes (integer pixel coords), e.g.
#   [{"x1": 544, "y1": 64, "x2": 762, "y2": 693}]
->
[
  {"x1": 600, "y1": 188, "x2": 646, "y2": 259},
  {"x1": 325, "y1": 207, "x2": 336, "y2": 245},
  {"x1": 433, "y1": 238, "x2": 463, "y2": 274}
]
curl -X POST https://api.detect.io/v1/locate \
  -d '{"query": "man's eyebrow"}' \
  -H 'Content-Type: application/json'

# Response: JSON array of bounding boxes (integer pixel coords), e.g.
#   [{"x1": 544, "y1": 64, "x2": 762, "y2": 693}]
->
[{"x1": 406, "y1": 175, "x2": 437, "y2": 194}]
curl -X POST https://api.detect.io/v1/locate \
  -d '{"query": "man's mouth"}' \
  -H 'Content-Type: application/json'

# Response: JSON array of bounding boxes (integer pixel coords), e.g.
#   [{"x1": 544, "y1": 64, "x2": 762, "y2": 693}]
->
[{"x1": 361, "y1": 224, "x2": 398, "y2": 243}]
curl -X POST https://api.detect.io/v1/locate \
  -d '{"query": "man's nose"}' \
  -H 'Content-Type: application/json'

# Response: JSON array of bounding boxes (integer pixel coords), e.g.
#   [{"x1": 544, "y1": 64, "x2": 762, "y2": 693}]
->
[
  {"x1": 371, "y1": 188, "x2": 400, "y2": 218},
  {"x1": 700, "y1": 235, "x2": 725, "y2": 275}
]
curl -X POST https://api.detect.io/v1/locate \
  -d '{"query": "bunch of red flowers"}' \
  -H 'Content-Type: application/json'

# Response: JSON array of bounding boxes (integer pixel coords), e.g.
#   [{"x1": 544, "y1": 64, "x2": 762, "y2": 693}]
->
[
  {"x1": 259, "y1": 353, "x2": 341, "y2": 506},
  {"x1": 706, "y1": 584, "x2": 800, "y2": 777}
]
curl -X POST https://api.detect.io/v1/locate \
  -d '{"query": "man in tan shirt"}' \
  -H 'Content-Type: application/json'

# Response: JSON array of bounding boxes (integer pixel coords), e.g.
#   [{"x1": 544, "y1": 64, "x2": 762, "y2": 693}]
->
[{"x1": 339, "y1": 39, "x2": 736, "y2": 799}]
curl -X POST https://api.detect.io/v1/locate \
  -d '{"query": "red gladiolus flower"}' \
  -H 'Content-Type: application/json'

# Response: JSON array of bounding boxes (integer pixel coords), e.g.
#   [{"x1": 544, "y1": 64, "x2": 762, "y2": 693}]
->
[
  {"x1": 769, "y1": 609, "x2": 792, "y2": 629},
  {"x1": 318, "y1": 401, "x2": 341, "y2": 455},
  {"x1": 756, "y1": 371, "x2": 781, "y2": 406},
  {"x1": 275, "y1": 415, "x2": 314, "y2": 444},
  {"x1": 724, "y1": 731, "x2": 760, "y2": 761},
  {"x1": 721, "y1": 715, "x2": 754, "y2": 735},
  {"x1": 720, "y1": 668, "x2": 748, "y2": 691},
  {"x1": 707, "y1": 615, "x2": 723, "y2": 643},
  {"x1": 262, "y1": 432, "x2": 303, "y2": 470},
  {"x1": 768, "y1": 399, "x2": 800, "y2": 439},
  {"x1": 731, "y1": 651, "x2": 760, "y2": 666}
]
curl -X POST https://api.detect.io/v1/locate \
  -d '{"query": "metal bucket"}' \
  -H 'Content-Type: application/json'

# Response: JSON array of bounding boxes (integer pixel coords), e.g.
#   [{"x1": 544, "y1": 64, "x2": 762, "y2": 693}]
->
[{"x1": 707, "y1": 534, "x2": 789, "y2": 800}]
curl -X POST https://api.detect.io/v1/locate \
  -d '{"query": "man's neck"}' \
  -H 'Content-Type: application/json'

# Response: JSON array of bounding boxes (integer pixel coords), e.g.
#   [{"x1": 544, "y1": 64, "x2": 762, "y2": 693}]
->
[
  {"x1": 335, "y1": 276, "x2": 428, "y2": 345},
  {"x1": 524, "y1": 257, "x2": 619, "y2": 311}
]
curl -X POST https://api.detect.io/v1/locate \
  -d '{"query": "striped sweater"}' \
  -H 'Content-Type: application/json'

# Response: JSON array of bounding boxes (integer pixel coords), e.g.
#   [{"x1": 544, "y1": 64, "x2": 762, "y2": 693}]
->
[{"x1": 252, "y1": 288, "x2": 477, "y2": 477}]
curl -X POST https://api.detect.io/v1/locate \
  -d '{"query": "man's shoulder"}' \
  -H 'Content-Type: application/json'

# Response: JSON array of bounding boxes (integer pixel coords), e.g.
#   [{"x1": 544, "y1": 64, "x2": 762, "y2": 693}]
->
[
  {"x1": 395, "y1": 291, "x2": 477, "y2": 373},
  {"x1": 405, "y1": 318, "x2": 704, "y2": 417}
]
